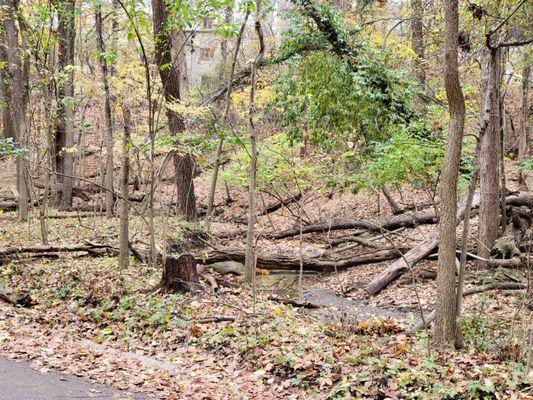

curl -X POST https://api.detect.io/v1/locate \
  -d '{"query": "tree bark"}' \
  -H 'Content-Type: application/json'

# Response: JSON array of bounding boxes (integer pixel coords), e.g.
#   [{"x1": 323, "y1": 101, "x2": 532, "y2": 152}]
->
[
  {"x1": 54, "y1": 0, "x2": 76, "y2": 210},
  {"x1": 119, "y1": 105, "x2": 131, "y2": 269},
  {"x1": 1, "y1": 0, "x2": 29, "y2": 221},
  {"x1": 151, "y1": 0, "x2": 197, "y2": 221},
  {"x1": 411, "y1": 0, "x2": 426, "y2": 88},
  {"x1": 173, "y1": 152, "x2": 197, "y2": 221},
  {"x1": 434, "y1": 0, "x2": 465, "y2": 349},
  {"x1": 95, "y1": 3, "x2": 115, "y2": 216},
  {"x1": 273, "y1": 209, "x2": 438, "y2": 239},
  {"x1": 366, "y1": 193, "x2": 479, "y2": 295},
  {"x1": 518, "y1": 51, "x2": 531, "y2": 190},
  {"x1": 0, "y1": 31, "x2": 15, "y2": 140},
  {"x1": 478, "y1": 47, "x2": 502, "y2": 261},
  {"x1": 160, "y1": 254, "x2": 200, "y2": 293},
  {"x1": 198, "y1": 247, "x2": 409, "y2": 272},
  {"x1": 244, "y1": 2, "x2": 265, "y2": 283}
]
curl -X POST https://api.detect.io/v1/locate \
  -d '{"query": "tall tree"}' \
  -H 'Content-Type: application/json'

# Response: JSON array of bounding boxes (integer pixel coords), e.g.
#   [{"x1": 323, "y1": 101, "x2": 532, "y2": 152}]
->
[
  {"x1": 478, "y1": 47, "x2": 502, "y2": 261},
  {"x1": 0, "y1": 29, "x2": 15, "y2": 140},
  {"x1": 518, "y1": 50, "x2": 531, "y2": 190},
  {"x1": 95, "y1": 2, "x2": 115, "y2": 216},
  {"x1": 152, "y1": 0, "x2": 197, "y2": 221},
  {"x1": 411, "y1": 0, "x2": 426, "y2": 88},
  {"x1": 1, "y1": 0, "x2": 29, "y2": 220},
  {"x1": 434, "y1": 0, "x2": 465, "y2": 349},
  {"x1": 244, "y1": 0, "x2": 265, "y2": 283},
  {"x1": 54, "y1": 0, "x2": 76, "y2": 209}
]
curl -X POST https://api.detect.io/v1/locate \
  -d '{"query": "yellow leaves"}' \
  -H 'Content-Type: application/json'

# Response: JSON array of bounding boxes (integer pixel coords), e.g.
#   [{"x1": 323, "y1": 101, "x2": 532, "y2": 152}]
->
[{"x1": 165, "y1": 101, "x2": 208, "y2": 119}]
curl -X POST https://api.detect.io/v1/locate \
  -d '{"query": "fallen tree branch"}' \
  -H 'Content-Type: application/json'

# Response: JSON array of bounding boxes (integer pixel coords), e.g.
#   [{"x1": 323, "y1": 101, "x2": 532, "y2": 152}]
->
[
  {"x1": 268, "y1": 295, "x2": 321, "y2": 308},
  {"x1": 272, "y1": 210, "x2": 438, "y2": 239},
  {"x1": 366, "y1": 192, "x2": 481, "y2": 295},
  {"x1": 0, "y1": 243, "x2": 115, "y2": 258},
  {"x1": 195, "y1": 247, "x2": 409, "y2": 272},
  {"x1": 259, "y1": 192, "x2": 302, "y2": 216}
]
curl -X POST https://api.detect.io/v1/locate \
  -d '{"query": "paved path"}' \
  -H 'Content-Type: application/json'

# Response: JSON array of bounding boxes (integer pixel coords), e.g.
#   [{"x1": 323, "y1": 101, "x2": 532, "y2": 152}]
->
[{"x1": 0, "y1": 357, "x2": 144, "y2": 400}]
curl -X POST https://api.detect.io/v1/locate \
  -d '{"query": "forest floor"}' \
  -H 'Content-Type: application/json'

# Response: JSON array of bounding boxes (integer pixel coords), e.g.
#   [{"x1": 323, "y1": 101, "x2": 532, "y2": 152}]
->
[{"x1": 0, "y1": 158, "x2": 532, "y2": 399}]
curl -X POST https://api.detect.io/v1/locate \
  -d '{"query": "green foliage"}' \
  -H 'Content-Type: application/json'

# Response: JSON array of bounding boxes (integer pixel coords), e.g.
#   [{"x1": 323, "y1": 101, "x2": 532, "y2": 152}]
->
[
  {"x1": 271, "y1": 50, "x2": 415, "y2": 152},
  {"x1": 353, "y1": 125, "x2": 445, "y2": 193},
  {"x1": 219, "y1": 132, "x2": 320, "y2": 192},
  {"x1": 0, "y1": 138, "x2": 29, "y2": 160}
]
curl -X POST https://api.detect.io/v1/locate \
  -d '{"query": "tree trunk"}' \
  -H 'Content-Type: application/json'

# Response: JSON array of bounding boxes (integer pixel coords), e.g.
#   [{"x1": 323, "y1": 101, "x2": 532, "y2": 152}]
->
[
  {"x1": 434, "y1": 0, "x2": 465, "y2": 349},
  {"x1": 244, "y1": 3, "x2": 265, "y2": 283},
  {"x1": 411, "y1": 0, "x2": 426, "y2": 88},
  {"x1": 119, "y1": 105, "x2": 131, "y2": 269},
  {"x1": 478, "y1": 47, "x2": 502, "y2": 261},
  {"x1": 518, "y1": 51, "x2": 531, "y2": 190},
  {"x1": 0, "y1": 34, "x2": 15, "y2": 140},
  {"x1": 95, "y1": 3, "x2": 115, "y2": 216},
  {"x1": 54, "y1": 0, "x2": 76, "y2": 210},
  {"x1": 160, "y1": 254, "x2": 200, "y2": 293},
  {"x1": 173, "y1": 152, "x2": 197, "y2": 221},
  {"x1": 151, "y1": 0, "x2": 197, "y2": 221},
  {"x1": 1, "y1": 0, "x2": 29, "y2": 221},
  {"x1": 205, "y1": 11, "x2": 249, "y2": 224}
]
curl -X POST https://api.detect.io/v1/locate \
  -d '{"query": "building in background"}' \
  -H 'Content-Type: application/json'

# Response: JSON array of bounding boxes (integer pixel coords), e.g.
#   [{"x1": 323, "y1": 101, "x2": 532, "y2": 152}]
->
[{"x1": 183, "y1": 0, "x2": 293, "y2": 89}]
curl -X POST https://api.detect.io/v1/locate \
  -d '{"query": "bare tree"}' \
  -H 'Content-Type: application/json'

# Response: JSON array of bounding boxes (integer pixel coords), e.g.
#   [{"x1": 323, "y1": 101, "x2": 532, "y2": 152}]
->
[
  {"x1": 1, "y1": 0, "x2": 29, "y2": 221},
  {"x1": 434, "y1": 0, "x2": 465, "y2": 349},
  {"x1": 518, "y1": 50, "x2": 531, "y2": 190},
  {"x1": 411, "y1": 0, "x2": 426, "y2": 88},
  {"x1": 244, "y1": 0, "x2": 265, "y2": 283},
  {"x1": 206, "y1": 10, "x2": 250, "y2": 224},
  {"x1": 95, "y1": 2, "x2": 115, "y2": 216},
  {"x1": 478, "y1": 47, "x2": 502, "y2": 261},
  {"x1": 0, "y1": 28, "x2": 15, "y2": 140},
  {"x1": 119, "y1": 105, "x2": 131, "y2": 269},
  {"x1": 54, "y1": 0, "x2": 76, "y2": 209}
]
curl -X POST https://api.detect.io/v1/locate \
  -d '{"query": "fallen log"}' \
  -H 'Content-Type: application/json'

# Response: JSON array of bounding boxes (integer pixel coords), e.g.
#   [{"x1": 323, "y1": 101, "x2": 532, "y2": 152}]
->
[
  {"x1": 0, "y1": 288, "x2": 34, "y2": 307},
  {"x1": 0, "y1": 243, "x2": 114, "y2": 258},
  {"x1": 259, "y1": 192, "x2": 302, "y2": 216},
  {"x1": 196, "y1": 247, "x2": 409, "y2": 272},
  {"x1": 33, "y1": 180, "x2": 91, "y2": 202},
  {"x1": 268, "y1": 295, "x2": 321, "y2": 308},
  {"x1": 0, "y1": 201, "x2": 17, "y2": 212},
  {"x1": 506, "y1": 191, "x2": 533, "y2": 207},
  {"x1": 272, "y1": 210, "x2": 438, "y2": 240},
  {"x1": 366, "y1": 192, "x2": 481, "y2": 295}
]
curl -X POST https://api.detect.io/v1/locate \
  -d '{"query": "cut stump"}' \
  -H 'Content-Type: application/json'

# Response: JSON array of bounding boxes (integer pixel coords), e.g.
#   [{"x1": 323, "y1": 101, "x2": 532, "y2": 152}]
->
[{"x1": 160, "y1": 254, "x2": 201, "y2": 293}]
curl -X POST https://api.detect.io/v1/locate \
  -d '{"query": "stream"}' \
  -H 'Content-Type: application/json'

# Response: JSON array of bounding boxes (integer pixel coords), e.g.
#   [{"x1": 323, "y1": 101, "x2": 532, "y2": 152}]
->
[{"x1": 256, "y1": 272, "x2": 420, "y2": 326}]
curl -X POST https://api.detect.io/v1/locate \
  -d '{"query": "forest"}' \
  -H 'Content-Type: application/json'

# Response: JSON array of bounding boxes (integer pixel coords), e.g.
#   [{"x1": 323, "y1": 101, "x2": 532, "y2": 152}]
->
[{"x1": 0, "y1": 0, "x2": 531, "y2": 398}]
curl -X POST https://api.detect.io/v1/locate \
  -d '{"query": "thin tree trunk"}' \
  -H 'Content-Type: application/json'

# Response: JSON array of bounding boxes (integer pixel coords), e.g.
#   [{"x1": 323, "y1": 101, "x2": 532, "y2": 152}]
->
[
  {"x1": 478, "y1": 47, "x2": 502, "y2": 261},
  {"x1": 119, "y1": 105, "x2": 131, "y2": 269},
  {"x1": 94, "y1": 3, "x2": 115, "y2": 216},
  {"x1": 244, "y1": 2, "x2": 265, "y2": 283},
  {"x1": 411, "y1": 0, "x2": 426, "y2": 88},
  {"x1": 518, "y1": 50, "x2": 531, "y2": 189},
  {"x1": 434, "y1": 0, "x2": 465, "y2": 349},
  {"x1": 206, "y1": 11, "x2": 250, "y2": 224},
  {"x1": 54, "y1": 0, "x2": 76, "y2": 210},
  {"x1": 0, "y1": 34, "x2": 15, "y2": 140},
  {"x1": 95, "y1": 3, "x2": 115, "y2": 216}
]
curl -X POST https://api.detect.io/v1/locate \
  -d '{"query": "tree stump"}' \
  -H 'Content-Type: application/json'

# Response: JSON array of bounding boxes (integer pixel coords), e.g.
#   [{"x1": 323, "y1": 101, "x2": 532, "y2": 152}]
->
[{"x1": 160, "y1": 254, "x2": 201, "y2": 293}]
